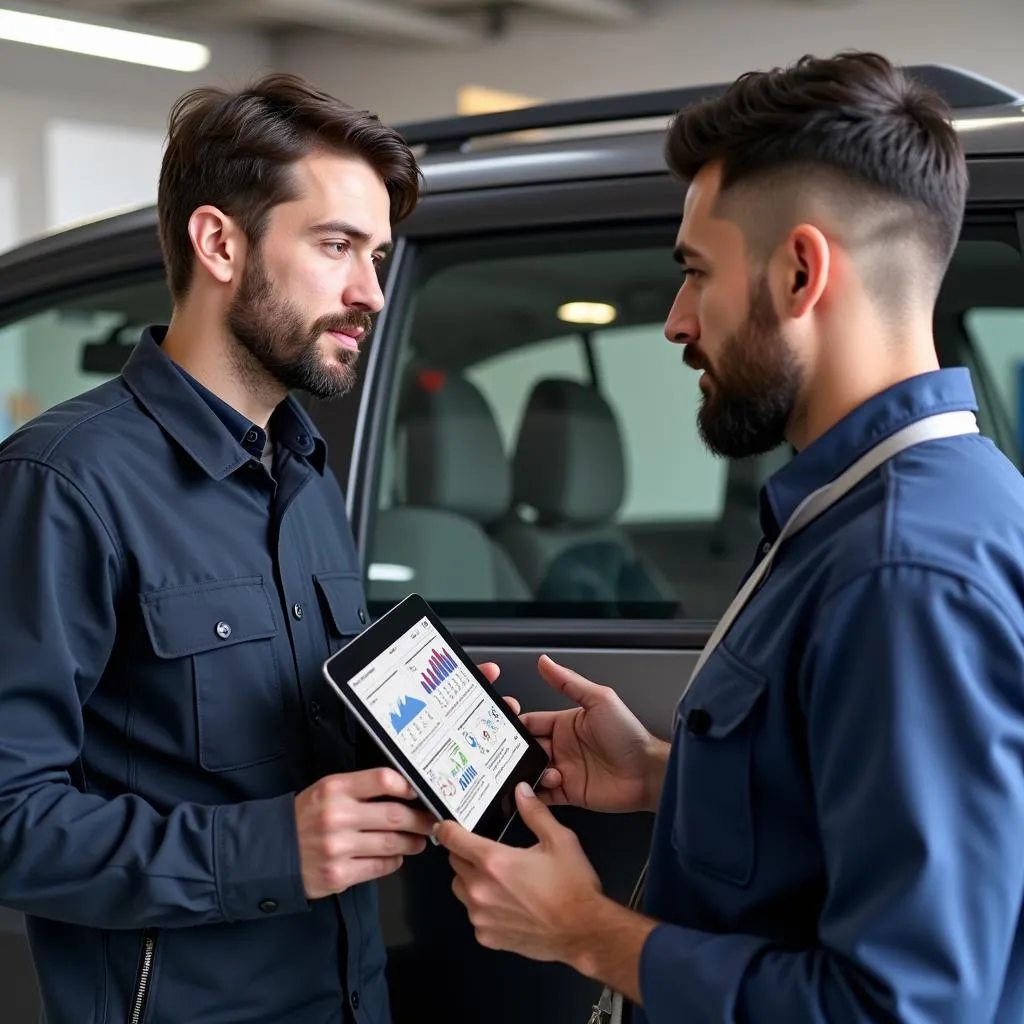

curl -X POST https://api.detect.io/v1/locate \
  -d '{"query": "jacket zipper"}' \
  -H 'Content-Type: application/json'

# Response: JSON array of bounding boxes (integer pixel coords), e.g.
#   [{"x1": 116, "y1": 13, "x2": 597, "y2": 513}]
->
[{"x1": 128, "y1": 930, "x2": 157, "y2": 1024}]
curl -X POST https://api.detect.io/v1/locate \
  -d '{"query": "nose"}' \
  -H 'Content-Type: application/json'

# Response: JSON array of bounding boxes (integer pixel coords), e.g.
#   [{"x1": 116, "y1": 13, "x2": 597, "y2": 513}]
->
[
  {"x1": 664, "y1": 285, "x2": 699, "y2": 346},
  {"x1": 342, "y1": 257, "x2": 386, "y2": 315}
]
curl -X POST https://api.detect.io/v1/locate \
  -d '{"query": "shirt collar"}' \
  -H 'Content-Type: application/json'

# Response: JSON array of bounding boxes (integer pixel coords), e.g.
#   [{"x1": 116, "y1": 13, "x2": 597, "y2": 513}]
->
[
  {"x1": 121, "y1": 327, "x2": 327, "y2": 480},
  {"x1": 761, "y1": 367, "x2": 978, "y2": 535}
]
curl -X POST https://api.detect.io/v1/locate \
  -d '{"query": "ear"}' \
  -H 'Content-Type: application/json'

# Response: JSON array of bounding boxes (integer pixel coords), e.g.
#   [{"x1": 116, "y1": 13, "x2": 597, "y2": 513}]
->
[
  {"x1": 187, "y1": 205, "x2": 245, "y2": 287},
  {"x1": 776, "y1": 223, "x2": 829, "y2": 319}
]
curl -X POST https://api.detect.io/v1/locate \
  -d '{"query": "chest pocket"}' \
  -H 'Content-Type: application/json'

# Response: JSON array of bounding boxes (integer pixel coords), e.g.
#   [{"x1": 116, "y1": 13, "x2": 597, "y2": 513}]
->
[
  {"x1": 672, "y1": 644, "x2": 768, "y2": 887},
  {"x1": 313, "y1": 571, "x2": 368, "y2": 653},
  {"x1": 140, "y1": 577, "x2": 284, "y2": 772}
]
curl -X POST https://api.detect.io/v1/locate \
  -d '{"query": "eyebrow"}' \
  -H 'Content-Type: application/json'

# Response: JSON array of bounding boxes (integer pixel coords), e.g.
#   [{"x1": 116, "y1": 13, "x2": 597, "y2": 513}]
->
[
  {"x1": 673, "y1": 241, "x2": 705, "y2": 265},
  {"x1": 310, "y1": 220, "x2": 393, "y2": 256}
]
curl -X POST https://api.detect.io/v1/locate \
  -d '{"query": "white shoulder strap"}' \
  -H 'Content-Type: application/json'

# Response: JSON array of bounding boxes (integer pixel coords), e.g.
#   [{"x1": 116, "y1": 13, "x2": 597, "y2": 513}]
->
[
  {"x1": 684, "y1": 410, "x2": 978, "y2": 693},
  {"x1": 588, "y1": 410, "x2": 978, "y2": 1024}
]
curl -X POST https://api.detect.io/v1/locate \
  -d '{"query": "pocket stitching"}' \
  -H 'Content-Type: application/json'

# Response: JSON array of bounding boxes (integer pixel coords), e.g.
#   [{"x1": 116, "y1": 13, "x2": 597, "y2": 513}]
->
[
  {"x1": 139, "y1": 577, "x2": 277, "y2": 659},
  {"x1": 673, "y1": 644, "x2": 768, "y2": 887},
  {"x1": 195, "y1": 638, "x2": 285, "y2": 773}
]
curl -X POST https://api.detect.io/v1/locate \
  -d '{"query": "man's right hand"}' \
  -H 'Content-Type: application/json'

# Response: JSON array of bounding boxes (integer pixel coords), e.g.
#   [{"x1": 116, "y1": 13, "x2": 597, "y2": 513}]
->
[
  {"x1": 520, "y1": 656, "x2": 669, "y2": 815},
  {"x1": 295, "y1": 768, "x2": 436, "y2": 900}
]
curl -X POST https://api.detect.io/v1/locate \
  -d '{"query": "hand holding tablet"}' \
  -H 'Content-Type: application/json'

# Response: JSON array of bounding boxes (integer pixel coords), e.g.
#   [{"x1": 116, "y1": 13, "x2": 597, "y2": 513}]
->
[{"x1": 322, "y1": 594, "x2": 549, "y2": 843}]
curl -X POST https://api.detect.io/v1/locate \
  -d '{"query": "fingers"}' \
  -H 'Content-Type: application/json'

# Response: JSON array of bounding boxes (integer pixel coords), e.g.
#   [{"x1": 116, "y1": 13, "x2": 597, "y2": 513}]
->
[
  {"x1": 344, "y1": 800, "x2": 437, "y2": 836},
  {"x1": 519, "y1": 711, "x2": 559, "y2": 738},
  {"x1": 346, "y1": 830, "x2": 429, "y2": 859},
  {"x1": 433, "y1": 819, "x2": 493, "y2": 862},
  {"x1": 322, "y1": 767, "x2": 416, "y2": 803},
  {"x1": 537, "y1": 655, "x2": 605, "y2": 709},
  {"x1": 477, "y1": 662, "x2": 501, "y2": 684},
  {"x1": 539, "y1": 766, "x2": 562, "y2": 789},
  {"x1": 513, "y1": 782, "x2": 561, "y2": 842},
  {"x1": 503, "y1": 695, "x2": 521, "y2": 716},
  {"x1": 449, "y1": 852, "x2": 475, "y2": 877},
  {"x1": 341, "y1": 855, "x2": 406, "y2": 887}
]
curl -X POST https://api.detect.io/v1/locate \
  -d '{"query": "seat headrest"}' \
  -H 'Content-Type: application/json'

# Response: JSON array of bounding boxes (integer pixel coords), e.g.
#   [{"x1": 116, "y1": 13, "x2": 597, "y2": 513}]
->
[
  {"x1": 395, "y1": 369, "x2": 511, "y2": 525},
  {"x1": 512, "y1": 378, "x2": 624, "y2": 527}
]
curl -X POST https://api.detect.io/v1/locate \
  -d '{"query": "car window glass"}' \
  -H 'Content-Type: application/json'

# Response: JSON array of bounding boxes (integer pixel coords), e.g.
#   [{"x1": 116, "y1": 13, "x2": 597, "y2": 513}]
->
[
  {"x1": 366, "y1": 228, "x2": 761, "y2": 622},
  {"x1": 0, "y1": 277, "x2": 170, "y2": 440},
  {"x1": 963, "y1": 305, "x2": 1024, "y2": 469},
  {"x1": 365, "y1": 226, "x2": 1024, "y2": 623}
]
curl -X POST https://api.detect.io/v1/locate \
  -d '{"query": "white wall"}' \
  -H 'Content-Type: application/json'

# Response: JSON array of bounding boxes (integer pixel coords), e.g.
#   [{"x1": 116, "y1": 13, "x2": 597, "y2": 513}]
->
[
  {"x1": 0, "y1": 24, "x2": 273, "y2": 249},
  {"x1": 282, "y1": 0, "x2": 1024, "y2": 123}
]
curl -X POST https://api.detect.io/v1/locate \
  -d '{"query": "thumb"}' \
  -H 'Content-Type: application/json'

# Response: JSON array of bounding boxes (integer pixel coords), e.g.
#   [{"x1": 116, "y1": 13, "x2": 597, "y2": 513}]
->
[
  {"x1": 514, "y1": 781, "x2": 562, "y2": 844},
  {"x1": 537, "y1": 654, "x2": 605, "y2": 710}
]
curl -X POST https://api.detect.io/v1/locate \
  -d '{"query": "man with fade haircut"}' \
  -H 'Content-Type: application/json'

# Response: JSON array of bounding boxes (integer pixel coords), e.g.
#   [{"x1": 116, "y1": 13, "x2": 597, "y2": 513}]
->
[
  {"x1": 0, "y1": 72, "x2": 441, "y2": 1023},
  {"x1": 433, "y1": 51, "x2": 1024, "y2": 1024}
]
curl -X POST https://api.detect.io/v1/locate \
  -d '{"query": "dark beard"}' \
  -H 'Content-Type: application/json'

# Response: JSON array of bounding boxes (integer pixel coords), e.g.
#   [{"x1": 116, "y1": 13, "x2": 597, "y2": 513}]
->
[
  {"x1": 695, "y1": 275, "x2": 801, "y2": 459},
  {"x1": 226, "y1": 251, "x2": 372, "y2": 400}
]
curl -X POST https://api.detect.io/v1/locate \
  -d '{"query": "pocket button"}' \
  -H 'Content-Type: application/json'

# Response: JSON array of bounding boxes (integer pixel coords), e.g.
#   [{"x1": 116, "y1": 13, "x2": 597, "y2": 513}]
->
[{"x1": 686, "y1": 708, "x2": 712, "y2": 736}]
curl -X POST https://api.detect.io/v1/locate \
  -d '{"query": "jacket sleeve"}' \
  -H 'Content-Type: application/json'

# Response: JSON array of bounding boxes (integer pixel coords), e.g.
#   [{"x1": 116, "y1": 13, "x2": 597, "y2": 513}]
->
[
  {"x1": 639, "y1": 564, "x2": 1024, "y2": 1023},
  {"x1": 0, "y1": 458, "x2": 309, "y2": 929}
]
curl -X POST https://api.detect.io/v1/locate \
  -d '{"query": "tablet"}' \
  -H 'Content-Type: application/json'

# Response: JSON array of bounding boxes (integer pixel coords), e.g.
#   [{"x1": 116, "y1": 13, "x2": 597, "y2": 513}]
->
[{"x1": 322, "y1": 593, "x2": 549, "y2": 843}]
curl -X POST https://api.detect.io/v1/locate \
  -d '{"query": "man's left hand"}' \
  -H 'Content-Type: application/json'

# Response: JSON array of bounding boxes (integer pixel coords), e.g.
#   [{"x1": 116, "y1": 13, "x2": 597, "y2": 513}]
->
[{"x1": 434, "y1": 782, "x2": 602, "y2": 964}]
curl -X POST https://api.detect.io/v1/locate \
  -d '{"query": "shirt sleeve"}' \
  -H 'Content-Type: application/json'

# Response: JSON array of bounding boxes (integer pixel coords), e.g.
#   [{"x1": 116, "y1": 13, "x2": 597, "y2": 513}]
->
[
  {"x1": 0, "y1": 458, "x2": 309, "y2": 929},
  {"x1": 639, "y1": 563, "x2": 1024, "y2": 1023}
]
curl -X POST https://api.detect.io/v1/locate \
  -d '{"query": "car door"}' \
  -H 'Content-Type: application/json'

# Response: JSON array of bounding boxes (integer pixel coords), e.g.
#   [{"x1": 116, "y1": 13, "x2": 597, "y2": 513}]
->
[{"x1": 333, "y1": 158, "x2": 1024, "y2": 1023}]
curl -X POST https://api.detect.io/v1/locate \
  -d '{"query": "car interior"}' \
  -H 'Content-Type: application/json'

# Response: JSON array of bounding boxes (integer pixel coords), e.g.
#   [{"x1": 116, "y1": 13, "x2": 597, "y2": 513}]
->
[{"x1": 0, "y1": 226, "x2": 1020, "y2": 628}]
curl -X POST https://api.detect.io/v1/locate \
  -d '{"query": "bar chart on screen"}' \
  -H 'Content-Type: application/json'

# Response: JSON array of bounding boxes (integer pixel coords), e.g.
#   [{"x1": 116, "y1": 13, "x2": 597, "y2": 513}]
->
[{"x1": 420, "y1": 647, "x2": 457, "y2": 694}]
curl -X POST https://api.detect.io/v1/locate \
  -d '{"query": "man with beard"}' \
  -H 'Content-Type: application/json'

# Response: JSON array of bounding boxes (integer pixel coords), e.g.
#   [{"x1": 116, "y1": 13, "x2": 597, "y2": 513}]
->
[
  {"x1": 434, "y1": 52, "x2": 1024, "y2": 1024},
  {"x1": 0, "y1": 74, "x2": 437, "y2": 1024}
]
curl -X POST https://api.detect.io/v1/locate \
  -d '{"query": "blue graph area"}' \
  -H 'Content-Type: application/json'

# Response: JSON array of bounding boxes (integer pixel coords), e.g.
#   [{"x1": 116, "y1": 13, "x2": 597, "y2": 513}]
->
[{"x1": 390, "y1": 694, "x2": 427, "y2": 734}]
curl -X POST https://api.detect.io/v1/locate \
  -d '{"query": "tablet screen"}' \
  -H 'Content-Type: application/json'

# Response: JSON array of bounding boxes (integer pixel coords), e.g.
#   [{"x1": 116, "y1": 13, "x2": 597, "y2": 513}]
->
[{"x1": 349, "y1": 613, "x2": 529, "y2": 831}]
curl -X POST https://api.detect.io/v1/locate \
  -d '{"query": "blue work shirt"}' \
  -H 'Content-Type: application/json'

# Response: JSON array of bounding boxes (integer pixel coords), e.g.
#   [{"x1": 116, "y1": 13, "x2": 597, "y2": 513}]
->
[
  {"x1": 638, "y1": 368, "x2": 1024, "y2": 1023},
  {"x1": 0, "y1": 327, "x2": 388, "y2": 1024},
  {"x1": 174, "y1": 362, "x2": 270, "y2": 461}
]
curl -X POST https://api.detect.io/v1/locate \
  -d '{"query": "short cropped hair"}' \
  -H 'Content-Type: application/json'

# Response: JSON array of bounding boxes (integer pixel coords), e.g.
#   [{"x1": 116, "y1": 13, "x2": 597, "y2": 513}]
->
[{"x1": 665, "y1": 52, "x2": 969, "y2": 296}]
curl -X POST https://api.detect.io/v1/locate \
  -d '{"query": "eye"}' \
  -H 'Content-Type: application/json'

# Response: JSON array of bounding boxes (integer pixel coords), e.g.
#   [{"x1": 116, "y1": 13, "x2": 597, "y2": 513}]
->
[
  {"x1": 681, "y1": 266, "x2": 705, "y2": 283},
  {"x1": 372, "y1": 251, "x2": 388, "y2": 266},
  {"x1": 324, "y1": 240, "x2": 350, "y2": 257}
]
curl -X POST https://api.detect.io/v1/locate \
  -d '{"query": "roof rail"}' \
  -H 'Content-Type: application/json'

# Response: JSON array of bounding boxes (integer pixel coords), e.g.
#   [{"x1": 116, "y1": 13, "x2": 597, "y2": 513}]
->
[{"x1": 396, "y1": 64, "x2": 1023, "y2": 153}]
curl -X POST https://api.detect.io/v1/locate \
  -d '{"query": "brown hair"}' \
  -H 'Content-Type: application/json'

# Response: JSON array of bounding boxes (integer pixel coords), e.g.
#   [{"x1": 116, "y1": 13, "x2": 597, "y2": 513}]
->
[
  {"x1": 158, "y1": 72, "x2": 421, "y2": 300},
  {"x1": 665, "y1": 52, "x2": 968, "y2": 286}
]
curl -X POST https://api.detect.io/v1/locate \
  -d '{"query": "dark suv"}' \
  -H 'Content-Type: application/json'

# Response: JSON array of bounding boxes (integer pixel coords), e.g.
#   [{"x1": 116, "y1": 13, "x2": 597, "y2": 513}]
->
[{"x1": 1, "y1": 65, "x2": 1023, "y2": 1023}]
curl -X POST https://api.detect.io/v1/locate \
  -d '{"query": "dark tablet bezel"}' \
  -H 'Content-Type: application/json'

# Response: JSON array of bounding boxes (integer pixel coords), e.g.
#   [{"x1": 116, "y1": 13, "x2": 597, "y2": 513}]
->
[{"x1": 322, "y1": 593, "x2": 549, "y2": 842}]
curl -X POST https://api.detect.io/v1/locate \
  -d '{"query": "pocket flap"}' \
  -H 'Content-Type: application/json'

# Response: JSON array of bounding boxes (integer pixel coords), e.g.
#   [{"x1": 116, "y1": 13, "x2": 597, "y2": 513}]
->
[
  {"x1": 680, "y1": 646, "x2": 768, "y2": 738},
  {"x1": 140, "y1": 577, "x2": 278, "y2": 658},
  {"x1": 313, "y1": 572, "x2": 368, "y2": 637}
]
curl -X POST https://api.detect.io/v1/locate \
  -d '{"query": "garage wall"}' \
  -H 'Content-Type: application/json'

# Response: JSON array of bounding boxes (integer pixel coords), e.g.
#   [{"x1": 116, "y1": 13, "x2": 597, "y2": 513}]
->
[
  {"x1": 0, "y1": 27, "x2": 273, "y2": 249},
  {"x1": 281, "y1": 0, "x2": 1024, "y2": 123}
]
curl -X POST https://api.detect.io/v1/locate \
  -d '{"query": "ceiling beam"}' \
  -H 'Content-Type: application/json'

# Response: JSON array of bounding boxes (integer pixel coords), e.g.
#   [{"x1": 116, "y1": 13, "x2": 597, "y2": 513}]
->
[
  {"x1": 246, "y1": 0, "x2": 482, "y2": 44},
  {"x1": 520, "y1": 0, "x2": 638, "y2": 22},
  {"x1": 413, "y1": 0, "x2": 638, "y2": 24},
  {"x1": 102, "y1": 0, "x2": 483, "y2": 45}
]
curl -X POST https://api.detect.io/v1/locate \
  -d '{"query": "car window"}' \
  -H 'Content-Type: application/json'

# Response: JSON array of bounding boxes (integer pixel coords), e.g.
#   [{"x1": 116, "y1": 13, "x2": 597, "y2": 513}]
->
[
  {"x1": 364, "y1": 225, "x2": 1024, "y2": 623},
  {"x1": 0, "y1": 277, "x2": 170, "y2": 440},
  {"x1": 365, "y1": 228, "x2": 760, "y2": 622},
  {"x1": 963, "y1": 306, "x2": 1024, "y2": 469}
]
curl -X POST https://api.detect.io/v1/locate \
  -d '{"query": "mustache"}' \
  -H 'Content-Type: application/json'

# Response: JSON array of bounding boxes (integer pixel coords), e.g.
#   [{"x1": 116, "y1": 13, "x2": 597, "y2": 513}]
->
[
  {"x1": 683, "y1": 345, "x2": 714, "y2": 378},
  {"x1": 312, "y1": 310, "x2": 374, "y2": 339}
]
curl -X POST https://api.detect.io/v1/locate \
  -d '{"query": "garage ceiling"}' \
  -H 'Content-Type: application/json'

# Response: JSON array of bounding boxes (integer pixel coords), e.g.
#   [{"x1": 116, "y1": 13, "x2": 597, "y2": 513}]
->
[{"x1": 39, "y1": 0, "x2": 642, "y2": 45}]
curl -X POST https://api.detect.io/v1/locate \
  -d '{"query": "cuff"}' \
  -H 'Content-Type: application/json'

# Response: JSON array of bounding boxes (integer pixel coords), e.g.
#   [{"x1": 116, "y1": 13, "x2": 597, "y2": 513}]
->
[
  {"x1": 639, "y1": 923, "x2": 764, "y2": 1024},
  {"x1": 213, "y1": 794, "x2": 310, "y2": 922}
]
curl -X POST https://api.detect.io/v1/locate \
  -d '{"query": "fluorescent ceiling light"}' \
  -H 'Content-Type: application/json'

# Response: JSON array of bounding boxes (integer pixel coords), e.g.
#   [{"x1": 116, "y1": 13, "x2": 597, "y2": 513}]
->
[
  {"x1": 0, "y1": 7, "x2": 210, "y2": 72},
  {"x1": 952, "y1": 111, "x2": 1024, "y2": 132},
  {"x1": 457, "y1": 85, "x2": 541, "y2": 116},
  {"x1": 558, "y1": 301, "x2": 617, "y2": 325},
  {"x1": 368, "y1": 563, "x2": 415, "y2": 583}
]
